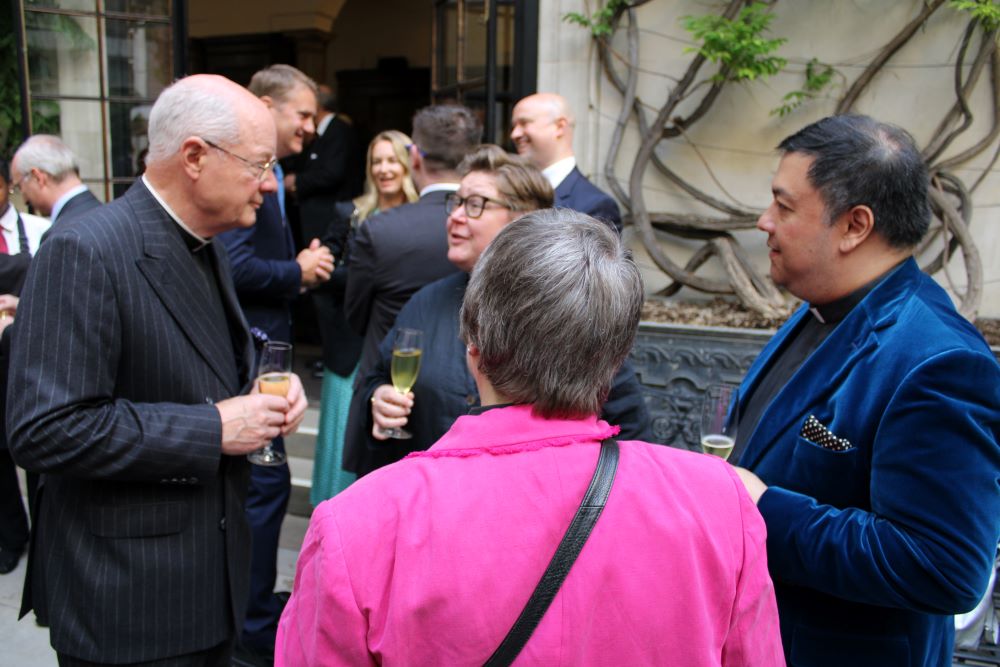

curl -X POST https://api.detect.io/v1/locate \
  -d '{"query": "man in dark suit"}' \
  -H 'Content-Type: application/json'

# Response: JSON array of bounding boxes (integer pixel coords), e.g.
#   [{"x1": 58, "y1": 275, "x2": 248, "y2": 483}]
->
[
  {"x1": 7, "y1": 74, "x2": 308, "y2": 666},
  {"x1": 10, "y1": 134, "x2": 101, "y2": 236},
  {"x1": 511, "y1": 93, "x2": 621, "y2": 232},
  {"x1": 284, "y1": 83, "x2": 363, "y2": 245},
  {"x1": 342, "y1": 104, "x2": 481, "y2": 476},
  {"x1": 217, "y1": 64, "x2": 333, "y2": 666},
  {"x1": 732, "y1": 115, "x2": 1000, "y2": 666}
]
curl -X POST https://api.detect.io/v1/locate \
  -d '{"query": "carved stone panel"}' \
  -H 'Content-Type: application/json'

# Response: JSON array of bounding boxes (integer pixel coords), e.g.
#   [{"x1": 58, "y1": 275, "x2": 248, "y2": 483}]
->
[{"x1": 630, "y1": 323, "x2": 774, "y2": 452}]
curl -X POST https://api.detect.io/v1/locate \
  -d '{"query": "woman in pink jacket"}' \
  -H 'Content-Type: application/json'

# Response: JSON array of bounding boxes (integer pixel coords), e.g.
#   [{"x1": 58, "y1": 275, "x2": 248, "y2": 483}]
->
[{"x1": 277, "y1": 210, "x2": 784, "y2": 666}]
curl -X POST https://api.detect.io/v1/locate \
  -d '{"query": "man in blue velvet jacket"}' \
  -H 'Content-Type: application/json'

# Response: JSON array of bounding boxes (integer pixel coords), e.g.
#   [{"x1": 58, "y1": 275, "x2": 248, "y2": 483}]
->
[
  {"x1": 732, "y1": 114, "x2": 1000, "y2": 666},
  {"x1": 218, "y1": 64, "x2": 333, "y2": 664},
  {"x1": 511, "y1": 93, "x2": 621, "y2": 232}
]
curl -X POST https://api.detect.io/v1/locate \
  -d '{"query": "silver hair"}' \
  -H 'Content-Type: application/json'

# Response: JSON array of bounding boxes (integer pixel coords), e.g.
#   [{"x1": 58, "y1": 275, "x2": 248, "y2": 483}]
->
[
  {"x1": 460, "y1": 208, "x2": 644, "y2": 418},
  {"x1": 146, "y1": 79, "x2": 241, "y2": 163},
  {"x1": 13, "y1": 135, "x2": 79, "y2": 182}
]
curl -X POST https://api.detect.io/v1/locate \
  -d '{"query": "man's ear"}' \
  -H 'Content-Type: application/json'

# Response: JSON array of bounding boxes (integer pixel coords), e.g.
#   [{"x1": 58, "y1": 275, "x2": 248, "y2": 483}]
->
[
  {"x1": 839, "y1": 204, "x2": 875, "y2": 254},
  {"x1": 553, "y1": 116, "x2": 568, "y2": 139},
  {"x1": 259, "y1": 94, "x2": 275, "y2": 110},
  {"x1": 409, "y1": 144, "x2": 423, "y2": 173},
  {"x1": 179, "y1": 137, "x2": 209, "y2": 180}
]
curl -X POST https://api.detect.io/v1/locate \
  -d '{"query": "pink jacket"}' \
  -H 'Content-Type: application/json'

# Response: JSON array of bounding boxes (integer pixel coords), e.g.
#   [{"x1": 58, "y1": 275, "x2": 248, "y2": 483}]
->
[{"x1": 277, "y1": 405, "x2": 783, "y2": 666}]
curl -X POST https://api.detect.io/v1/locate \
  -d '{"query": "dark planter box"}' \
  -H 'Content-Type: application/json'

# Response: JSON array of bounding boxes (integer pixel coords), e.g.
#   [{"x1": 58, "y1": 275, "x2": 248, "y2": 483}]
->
[{"x1": 631, "y1": 321, "x2": 1000, "y2": 453}]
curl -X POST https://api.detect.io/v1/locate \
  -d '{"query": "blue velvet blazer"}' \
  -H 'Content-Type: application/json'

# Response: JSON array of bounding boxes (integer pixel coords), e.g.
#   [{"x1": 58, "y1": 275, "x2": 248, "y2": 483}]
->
[{"x1": 737, "y1": 257, "x2": 1000, "y2": 666}]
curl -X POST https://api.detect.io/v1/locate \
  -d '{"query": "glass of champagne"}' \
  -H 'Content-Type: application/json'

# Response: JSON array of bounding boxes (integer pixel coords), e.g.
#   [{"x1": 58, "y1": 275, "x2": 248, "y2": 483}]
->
[
  {"x1": 249, "y1": 341, "x2": 292, "y2": 466},
  {"x1": 379, "y1": 328, "x2": 423, "y2": 440},
  {"x1": 700, "y1": 384, "x2": 738, "y2": 461}
]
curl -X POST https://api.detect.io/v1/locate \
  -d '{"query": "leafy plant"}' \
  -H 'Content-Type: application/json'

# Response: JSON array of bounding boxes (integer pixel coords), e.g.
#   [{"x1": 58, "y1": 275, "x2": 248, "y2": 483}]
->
[
  {"x1": 950, "y1": 0, "x2": 1000, "y2": 31},
  {"x1": 772, "y1": 58, "x2": 838, "y2": 116},
  {"x1": 682, "y1": 1, "x2": 787, "y2": 82},
  {"x1": 564, "y1": 0, "x2": 631, "y2": 37}
]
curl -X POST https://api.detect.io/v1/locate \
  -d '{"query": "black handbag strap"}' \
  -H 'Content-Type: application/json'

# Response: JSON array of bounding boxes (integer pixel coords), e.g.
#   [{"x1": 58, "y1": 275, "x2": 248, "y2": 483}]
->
[{"x1": 484, "y1": 438, "x2": 619, "y2": 667}]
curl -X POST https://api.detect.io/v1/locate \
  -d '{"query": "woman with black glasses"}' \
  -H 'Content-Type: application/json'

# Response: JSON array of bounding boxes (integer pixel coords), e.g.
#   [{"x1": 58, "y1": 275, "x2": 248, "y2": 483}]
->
[{"x1": 347, "y1": 144, "x2": 651, "y2": 473}]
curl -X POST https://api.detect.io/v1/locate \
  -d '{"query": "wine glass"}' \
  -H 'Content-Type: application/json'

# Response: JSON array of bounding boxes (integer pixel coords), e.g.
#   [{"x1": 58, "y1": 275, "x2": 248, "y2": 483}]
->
[
  {"x1": 700, "y1": 384, "x2": 738, "y2": 460},
  {"x1": 249, "y1": 340, "x2": 292, "y2": 466},
  {"x1": 378, "y1": 328, "x2": 423, "y2": 440}
]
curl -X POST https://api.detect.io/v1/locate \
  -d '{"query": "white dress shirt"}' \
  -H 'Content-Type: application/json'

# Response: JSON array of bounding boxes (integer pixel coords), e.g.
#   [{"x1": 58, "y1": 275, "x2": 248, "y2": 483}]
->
[
  {"x1": 0, "y1": 204, "x2": 50, "y2": 256},
  {"x1": 542, "y1": 156, "x2": 577, "y2": 190}
]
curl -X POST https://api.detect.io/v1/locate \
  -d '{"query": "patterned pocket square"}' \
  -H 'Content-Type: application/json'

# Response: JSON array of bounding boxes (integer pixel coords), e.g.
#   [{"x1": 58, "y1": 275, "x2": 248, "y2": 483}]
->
[{"x1": 800, "y1": 415, "x2": 852, "y2": 451}]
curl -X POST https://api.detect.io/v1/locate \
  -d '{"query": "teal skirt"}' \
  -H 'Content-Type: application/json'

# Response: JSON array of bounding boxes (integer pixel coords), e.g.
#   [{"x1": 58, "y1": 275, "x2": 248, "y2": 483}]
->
[{"x1": 310, "y1": 367, "x2": 358, "y2": 505}]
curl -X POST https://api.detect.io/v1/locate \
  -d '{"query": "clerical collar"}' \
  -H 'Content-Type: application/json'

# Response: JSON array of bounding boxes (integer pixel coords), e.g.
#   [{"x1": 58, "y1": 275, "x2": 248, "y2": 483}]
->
[
  {"x1": 808, "y1": 261, "x2": 904, "y2": 324},
  {"x1": 141, "y1": 175, "x2": 211, "y2": 252}
]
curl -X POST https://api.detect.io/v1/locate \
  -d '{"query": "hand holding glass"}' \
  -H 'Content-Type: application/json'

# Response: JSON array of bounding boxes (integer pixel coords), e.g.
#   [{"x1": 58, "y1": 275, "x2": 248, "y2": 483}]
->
[
  {"x1": 378, "y1": 329, "x2": 423, "y2": 440},
  {"x1": 700, "y1": 384, "x2": 738, "y2": 460},
  {"x1": 249, "y1": 341, "x2": 292, "y2": 466}
]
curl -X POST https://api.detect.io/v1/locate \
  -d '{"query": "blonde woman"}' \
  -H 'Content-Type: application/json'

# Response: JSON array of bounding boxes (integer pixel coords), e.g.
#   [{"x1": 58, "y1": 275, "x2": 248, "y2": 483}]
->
[{"x1": 311, "y1": 130, "x2": 418, "y2": 503}]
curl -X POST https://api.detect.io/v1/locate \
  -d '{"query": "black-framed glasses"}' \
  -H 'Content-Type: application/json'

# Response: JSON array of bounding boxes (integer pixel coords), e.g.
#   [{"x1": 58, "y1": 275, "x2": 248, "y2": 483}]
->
[
  {"x1": 445, "y1": 193, "x2": 511, "y2": 219},
  {"x1": 202, "y1": 138, "x2": 278, "y2": 182}
]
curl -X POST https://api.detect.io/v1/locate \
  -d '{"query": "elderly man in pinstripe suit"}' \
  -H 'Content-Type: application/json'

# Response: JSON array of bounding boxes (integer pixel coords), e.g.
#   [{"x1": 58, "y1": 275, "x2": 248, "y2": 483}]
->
[{"x1": 6, "y1": 74, "x2": 308, "y2": 666}]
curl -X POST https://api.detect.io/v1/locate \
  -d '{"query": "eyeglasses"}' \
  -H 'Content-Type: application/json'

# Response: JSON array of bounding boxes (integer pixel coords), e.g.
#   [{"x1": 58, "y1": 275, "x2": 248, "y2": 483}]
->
[
  {"x1": 405, "y1": 143, "x2": 427, "y2": 158},
  {"x1": 201, "y1": 138, "x2": 278, "y2": 182},
  {"x1": 445, "y1": 193, "x2": 512, "y2": 219},
  {"x1": 9, "y1": 172, "x2": 32, "y2": 195}
]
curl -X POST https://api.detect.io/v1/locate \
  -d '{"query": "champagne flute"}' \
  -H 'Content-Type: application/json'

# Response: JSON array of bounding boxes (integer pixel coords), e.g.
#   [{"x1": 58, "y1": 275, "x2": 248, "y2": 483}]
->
[
  {"x1": 379, "y1": 328, "x2": 423, "y2": 440},
  {"x1": 700, "y1": 384, "x2": 738, "y2": 460},
  {"x1": 249, "y1": 341, "x2": 292, "y2": 466}
]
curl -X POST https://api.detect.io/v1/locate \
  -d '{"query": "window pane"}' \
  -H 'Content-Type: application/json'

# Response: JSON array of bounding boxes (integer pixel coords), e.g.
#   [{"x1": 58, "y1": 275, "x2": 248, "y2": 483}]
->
[
  {"x1": 463, "y1": 1, "x2": 486, "y2": 81},
  {"x1": 497, "y1": 4, "x2": 514, "y2": 92},
  {"x1": 104, "y1": 0, "x2": 170, "y2": 16},
  {"x1": 105, "y1": 20, "x2": 172, "y2": 99},
  {"x1": 109, "y1": 101, "x2": 152, "y2": 180},
  {"x1": 25, "y1": 0, "x2": 96, "y2": 11},
  {"x1": 439, "y1": 3, "x2": 458, "y2": 87},
  {"x1": 25, "y1": 13, "x2": 100, "y2": 97},
  {"x1": 36, "y1": 99, "x2": 107, "y2": 182}
]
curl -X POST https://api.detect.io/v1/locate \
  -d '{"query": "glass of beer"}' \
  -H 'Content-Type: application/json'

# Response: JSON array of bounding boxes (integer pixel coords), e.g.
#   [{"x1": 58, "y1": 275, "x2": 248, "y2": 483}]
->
[
  {"x1": 249, "y1": 341, "x2": 292, "y2": 466},
  {"x1": 379, "y1": 328, "x2": 423, "y2": 440},
  {"x1": 700, "y1": 384, "x2": 738, "y2": 461}
]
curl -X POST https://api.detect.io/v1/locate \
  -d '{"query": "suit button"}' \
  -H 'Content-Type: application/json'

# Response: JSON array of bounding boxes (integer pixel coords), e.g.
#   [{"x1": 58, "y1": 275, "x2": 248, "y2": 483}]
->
[
  {"x1": 219, "y1": 517, "x2": 227, "y2": 531},
  {"x1": 189, "y1": 477, "x2": 198, "y2": 484},
  {"x1": 465, "y1": 394, "x2": 476, "y2": 406}
]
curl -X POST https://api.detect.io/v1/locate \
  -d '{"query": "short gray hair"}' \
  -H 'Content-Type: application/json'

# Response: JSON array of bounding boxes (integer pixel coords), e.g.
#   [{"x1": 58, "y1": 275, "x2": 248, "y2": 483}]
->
[
  {"x1": 248, "y1": 64, "x2": 317, "y2": 103},
  {"x1": 13, "y1": 135, "x2": 78, "y2": 181},
  {"x1": 460, "y1": 209, "x2": 643, "y2": 418},
  {"x1": 147, "y1": 78, "x2": 241, "y2": 163}
]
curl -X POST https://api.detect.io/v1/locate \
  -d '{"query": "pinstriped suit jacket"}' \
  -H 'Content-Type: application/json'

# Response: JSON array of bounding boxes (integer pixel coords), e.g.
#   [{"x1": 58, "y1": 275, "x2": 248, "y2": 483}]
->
[{"x1": 7, "y1": 180, "x2": 256, "y2": 662}]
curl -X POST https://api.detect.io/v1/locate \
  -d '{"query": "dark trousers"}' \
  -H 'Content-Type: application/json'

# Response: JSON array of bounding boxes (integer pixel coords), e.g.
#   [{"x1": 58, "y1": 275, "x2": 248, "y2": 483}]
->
[
  {"x1": 242, "y1": 435, "x2": 290, "y2": 651},
  {"x1": 0, "y1": 448, "x2": 28, "y2": 552},
  {"x1": 57, "y1": 639, "x2": 233, "y2": 666}
]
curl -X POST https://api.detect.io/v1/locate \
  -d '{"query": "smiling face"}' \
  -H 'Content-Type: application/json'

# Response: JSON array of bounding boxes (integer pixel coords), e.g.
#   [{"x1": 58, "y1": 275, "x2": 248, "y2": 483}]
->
[
  {"x1": 370, "y1": 139, "x2": 406, "y2": 199},
  {"x1": 757, "y1": 152, "x2": 842, "y2": 302},
  {"x1": 510, "y1": 96, "x2": 562, "y2": 169},
  {"x1": 446, "y1": 171, "x2": 516, "y2": 272},
  {"x1": 268, "y1": 84, "x2": 317, "y2": 158}
]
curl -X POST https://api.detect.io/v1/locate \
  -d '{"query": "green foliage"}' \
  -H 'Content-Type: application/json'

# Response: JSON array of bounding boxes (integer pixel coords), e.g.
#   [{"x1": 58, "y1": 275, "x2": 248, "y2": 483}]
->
[
  {"x1": 950, "y1": 0, "x2": 1000, "y2": 31},
  {"x1": 682, "y1": 1, "x2": 787, "y2": 83},
  {"x1": 772, "y1": 58, "x2": 837, "y2": 116},
  {"x1": 563, "y1": 0, "x2": 630, "y2": 37},
  {"x1": 0, "y1": 5, "x2": 82, "y2": 159}
]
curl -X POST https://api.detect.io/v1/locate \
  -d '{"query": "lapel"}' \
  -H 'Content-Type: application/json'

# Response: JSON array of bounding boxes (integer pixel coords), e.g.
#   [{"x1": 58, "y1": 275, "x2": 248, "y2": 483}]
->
[
  {"x1": 555, "y1": 168, "x2": 581, "y2": 206},
  {"x1": 129, "y1": 182, "x2": 246, "y2": 394},
  {"x1": 212, "y1": 241, "x2": 255, "y2": 390},
  {"x1": 739, "y1": 260, "x2": 917, "y2": 469}
]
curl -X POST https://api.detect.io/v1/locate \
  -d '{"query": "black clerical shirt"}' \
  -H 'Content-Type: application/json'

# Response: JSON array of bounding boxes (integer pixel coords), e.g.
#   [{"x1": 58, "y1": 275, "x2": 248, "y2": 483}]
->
[{"x1": 731, "y1": 263, "x2": 905, "y2": 463}]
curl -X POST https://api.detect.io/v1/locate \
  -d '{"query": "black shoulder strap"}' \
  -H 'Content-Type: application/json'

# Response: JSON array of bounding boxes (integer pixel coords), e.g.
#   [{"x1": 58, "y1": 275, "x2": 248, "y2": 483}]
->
[{"x1": 484, "y1": 438, "x2": 619, "y2": 667}]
